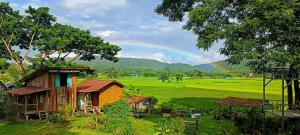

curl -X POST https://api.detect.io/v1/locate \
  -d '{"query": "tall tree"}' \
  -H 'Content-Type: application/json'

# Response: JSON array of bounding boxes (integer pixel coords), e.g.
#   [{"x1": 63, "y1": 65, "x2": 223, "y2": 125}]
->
[
  {"x1": 0, "y1": 2, "x2": 121, "y2": 73},
  {"x1": 156, "y1": 0, "x2": 300, "y2": 108}
]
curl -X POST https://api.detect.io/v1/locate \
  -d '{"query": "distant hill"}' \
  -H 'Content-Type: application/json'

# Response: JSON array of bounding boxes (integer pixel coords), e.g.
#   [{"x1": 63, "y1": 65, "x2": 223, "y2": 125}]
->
[
  {"x1": 75, "y1": 56, "x2": 249, "y2": 73},
  {"x1": 195, "y1": 60, "x2": 250, "y2": 73},
  {"x1": 75, "y1": 57, "x2": 195, "y2": 71}
]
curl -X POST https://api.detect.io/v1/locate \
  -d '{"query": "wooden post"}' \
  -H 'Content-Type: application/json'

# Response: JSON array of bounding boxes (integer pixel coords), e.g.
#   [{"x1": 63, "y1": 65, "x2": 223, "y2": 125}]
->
[
  {"x1": 25, "y1": 95, "x2": 28, "y2": 121},
  {"x1": 229, "y1": 105, "x2": 232, "y2": 117},
  {"x1": 16, "y1": 95, "x2": 19, "y2": 118},
  {"x1": 84, "y1": 94, "x2": 87, "y2": 113},
  {"x1": 72, "y1": 73, "x2": 77, "y2": 109},
  {"x1": 148, "y1": 103, "x2": 151, "y2": 116},
  {"x1": 218, "y1": 104, "x2": 221, "y2": 118},
  {"x1": 137, "y1": 104, "x2": 139, "y2": 118},
  {"x1": 263, "y1": 72, "x2": 266, "y2": 113},
  {"x1": 281, "y1": 77, "x2": 285, "y2": 130},
  {"x1": 46, "y1": 92, "x2": 48, "y2": 112},
  {"x1": 36, "y1": 94, "x2": 38, "y2": 112},
  {"x1": 262, "y1": 72, "x2": 266, "y2": 134},
  {"x1": 24, "y1": 95, "x2": 27, "y2": 113}
]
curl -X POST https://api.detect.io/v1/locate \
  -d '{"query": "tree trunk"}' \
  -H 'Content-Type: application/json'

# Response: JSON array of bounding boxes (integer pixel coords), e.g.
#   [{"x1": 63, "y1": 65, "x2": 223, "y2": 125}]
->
[
  {"x1": 294, "y1": 80, "x2": 300, "y2": 106},
  {"x1": 286, "y1": 80, "x2": 293, "y2": 110},
  {"x1": 0, "y1": 81, "x2": 7, "y2": 91},
  {"x1": 16, "y1": 61, "x2": 26, "y2": 73}
]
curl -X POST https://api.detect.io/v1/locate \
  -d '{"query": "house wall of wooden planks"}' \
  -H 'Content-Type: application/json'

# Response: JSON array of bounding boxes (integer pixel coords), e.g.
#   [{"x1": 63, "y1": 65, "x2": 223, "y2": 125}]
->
[{"x1": 26, "y1": 72, "x2": 78, "y2": 112}]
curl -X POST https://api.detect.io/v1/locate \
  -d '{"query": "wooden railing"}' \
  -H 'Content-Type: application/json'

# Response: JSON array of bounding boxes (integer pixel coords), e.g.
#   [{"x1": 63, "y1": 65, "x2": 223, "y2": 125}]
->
[{"x1": 265, "y1": 100, "x2": 300, "y2": 112}]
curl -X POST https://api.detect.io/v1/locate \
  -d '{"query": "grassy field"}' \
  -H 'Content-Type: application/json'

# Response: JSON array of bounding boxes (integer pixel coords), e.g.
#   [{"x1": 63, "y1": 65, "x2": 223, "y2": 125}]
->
[{"x1": 1, "y1": 77, "x2": 283, "y2": 135}]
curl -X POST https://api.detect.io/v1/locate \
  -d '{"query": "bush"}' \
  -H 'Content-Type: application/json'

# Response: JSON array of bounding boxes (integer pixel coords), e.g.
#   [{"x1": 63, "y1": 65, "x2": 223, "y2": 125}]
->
[
  {"x1": 157, "y1": 117, "x2": 185, "y2": 135},
  {"x1": 46, "y1": 113, "x2": 68, "y2": 124},
  {"x1": 100, "y1": 100, "x2": 132, "y2": 135},
  {"x1": 46, "y1": 105, "x2": 73, "y2": 124},
  {"x1": 233, "y1": 109, "x2": 263, "y2": 134},
  {"x1": 73, "y1": 111, "x2": 86, "y2": 117},
  {"x1": 58, "y1": 104, "x2": 73, "y2": 119},
  {"x1": 233, "y1": 109, "x2": 283, "y2": 135}
]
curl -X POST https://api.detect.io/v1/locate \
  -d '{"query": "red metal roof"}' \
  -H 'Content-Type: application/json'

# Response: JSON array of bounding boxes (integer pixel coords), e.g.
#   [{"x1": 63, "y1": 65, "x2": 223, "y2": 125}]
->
[
  {"x1": 77, "y1": 80, "x2": 124, "y2": 93},
  {"x1": 216, "y1": 97, "x2": 263, "y2": 107},
  {"x1": 7, "y1": 86, "x2": 49, "y2": 95},
  {"x1": 127, "y1": 96, "x2": 150, "y2": 105}
]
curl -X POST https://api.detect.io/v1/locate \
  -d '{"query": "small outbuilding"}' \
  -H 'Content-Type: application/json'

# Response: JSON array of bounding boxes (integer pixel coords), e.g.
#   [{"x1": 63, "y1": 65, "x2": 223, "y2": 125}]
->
[
  {"x1": 77, "y1": 80, "x2": 124, "y2": 112},
  {"x1": 127, "y1": 96, "x2": 152, "y2": 117}
]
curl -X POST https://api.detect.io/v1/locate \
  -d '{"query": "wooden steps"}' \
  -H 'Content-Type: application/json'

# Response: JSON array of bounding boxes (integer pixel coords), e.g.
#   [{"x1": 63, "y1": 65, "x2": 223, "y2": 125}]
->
[{"x1": 38, "y1": 111, "x2": 49, "y2": 120}]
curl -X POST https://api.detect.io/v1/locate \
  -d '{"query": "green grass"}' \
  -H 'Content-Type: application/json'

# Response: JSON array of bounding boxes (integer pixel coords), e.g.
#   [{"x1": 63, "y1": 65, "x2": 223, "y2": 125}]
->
[
  {"x1": 116, "y1": 77, "x2": 282, "y2": 103},
  {"x1": 2, "y1": 77, "x2": 282, "y2": 134}
]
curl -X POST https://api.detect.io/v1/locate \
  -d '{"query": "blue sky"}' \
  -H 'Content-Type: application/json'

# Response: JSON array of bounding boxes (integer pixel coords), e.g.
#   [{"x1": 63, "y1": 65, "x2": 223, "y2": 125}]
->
[{"x1": 4, "y1": 0, "x2": 226, "y2": 65}]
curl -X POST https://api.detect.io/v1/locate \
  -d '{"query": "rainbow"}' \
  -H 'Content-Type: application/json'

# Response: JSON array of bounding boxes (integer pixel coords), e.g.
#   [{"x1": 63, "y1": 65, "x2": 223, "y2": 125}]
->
[{"x1": 111, "y1": 39, "x2": 238, "y2": 76}]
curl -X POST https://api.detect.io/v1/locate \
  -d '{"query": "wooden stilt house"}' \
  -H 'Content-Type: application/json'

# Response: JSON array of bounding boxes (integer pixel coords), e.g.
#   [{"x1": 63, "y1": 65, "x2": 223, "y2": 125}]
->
[{"x1": 7, "y1": 67, "x2": 89, "y2": 119}]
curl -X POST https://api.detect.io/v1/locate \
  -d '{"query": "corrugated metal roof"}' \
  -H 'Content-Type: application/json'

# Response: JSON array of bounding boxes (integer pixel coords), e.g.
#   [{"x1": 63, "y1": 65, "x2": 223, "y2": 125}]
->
[
  {"x1": 7, "y1": 86, "x2": 49, "y2": 95},
  {"x1": 127, "y1": 96, "x2": 150, "y2": 105},
  {"x1": 216, "y1": 97, "x2": 263, "y2": 107},
  {"x1": 77, "y1": 80, "x2": 124, "y2": 93}
]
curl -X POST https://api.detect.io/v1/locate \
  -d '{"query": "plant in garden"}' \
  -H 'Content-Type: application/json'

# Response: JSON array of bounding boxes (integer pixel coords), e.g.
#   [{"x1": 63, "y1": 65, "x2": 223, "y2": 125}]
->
[
  {"x1": 157, "y1": 118, "x2": 185, "y2": 135},
  {"x1": 46, "y1": 113, "x2": 68, "y2": 124},
  {"x1": 101, "y1": 100, "x2": 132, "y2": 135},
  {"x1": 58, "y1": 104, "x2": 74, "y2": 119},
  {"x1": 46, "y1": 105, "x2": 73, "y2": 124}
]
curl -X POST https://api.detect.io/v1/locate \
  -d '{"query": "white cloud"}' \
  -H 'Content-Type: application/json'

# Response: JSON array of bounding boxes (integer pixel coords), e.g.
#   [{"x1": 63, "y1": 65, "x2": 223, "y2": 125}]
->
[
  {"x1": 62, "y1": 0, "x2": 127, "y2": 10},
  {"x1": 139, "y1": 20, "x2": 180, "y2": 34},
  {"x1": 117, "y1": 51, "x2": 171, "y2": 63},
  {"x1": 98, "y1": 30, "x2": 118, "y2": 37},
  {"x1": 151, "y1": 53, "x2": 170, "y2": 63}
]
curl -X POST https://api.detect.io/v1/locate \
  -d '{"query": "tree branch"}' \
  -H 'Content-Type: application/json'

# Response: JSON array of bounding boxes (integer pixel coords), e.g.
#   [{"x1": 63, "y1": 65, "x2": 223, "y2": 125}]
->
[
  {"x1": 21, "y1": 18, "x2": 40, "y2": 63},
  {"x1": 62, "y1": 52, "x2": 71, "y2": 60},
  {"x1": 70, "y1": 52, "x2": 82, "y2": 62}
]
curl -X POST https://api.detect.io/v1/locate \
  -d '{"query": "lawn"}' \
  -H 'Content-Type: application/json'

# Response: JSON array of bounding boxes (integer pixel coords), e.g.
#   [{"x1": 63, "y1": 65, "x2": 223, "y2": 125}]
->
[{"x1": 2, "y1": 77, "x2": 283, "y2": 135}]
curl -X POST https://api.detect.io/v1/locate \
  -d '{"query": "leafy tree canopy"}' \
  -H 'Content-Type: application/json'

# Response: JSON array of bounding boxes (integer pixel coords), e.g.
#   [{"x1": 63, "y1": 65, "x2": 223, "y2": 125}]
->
[
  {"x1": 156, "y1": 0, "x2": 300, "y2": 71},
  {"x1": 0, "y1": 2, "x2": 121, "y2": 73}
]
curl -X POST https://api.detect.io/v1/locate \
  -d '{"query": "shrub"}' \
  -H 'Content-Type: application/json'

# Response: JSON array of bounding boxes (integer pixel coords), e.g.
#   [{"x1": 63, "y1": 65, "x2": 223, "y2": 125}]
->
[
  {"x1": 46, "y1": 105, "x2": 73, "y2": 124},
  {"x1": 46, "y1": 113, "x2": 68, "y2": 124},
  {"x1": 157, "y1": 118, "x2": 185, "y2": 135},
  {"x1": 101, "y1": 100, "x2": 132, "y2": 135},
  {"x1": 233, "y1": 109, "x2": 263, "y2": 134},
  {"x1": 73, "y1": 111, "x2": 86, "y2": 117},
  {"x1": 233, "y1": 109, "x2": 283, "y2": 134},
  {"x1": 57, "y1": 104, "x2": 73, "y2": 119}
]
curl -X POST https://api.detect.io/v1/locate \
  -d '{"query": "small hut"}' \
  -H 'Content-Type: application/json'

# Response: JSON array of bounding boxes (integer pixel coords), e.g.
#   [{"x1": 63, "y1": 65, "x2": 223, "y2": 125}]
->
[
  {"x1": 77, "y1": 80, "x2": 124, "y2": 113},
  {"x1": 216, "y1": 96, "x2": 264, "y2": 118},
  {"x1": 127, "y1": 96, "x2": 151, "y2": 117}
]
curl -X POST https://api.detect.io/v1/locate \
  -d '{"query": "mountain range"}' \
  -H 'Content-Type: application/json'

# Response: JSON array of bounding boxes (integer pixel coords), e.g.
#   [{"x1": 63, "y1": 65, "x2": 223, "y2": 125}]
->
[{"x1": 75, "y1": 56, "x2": 249, "y2": 73}]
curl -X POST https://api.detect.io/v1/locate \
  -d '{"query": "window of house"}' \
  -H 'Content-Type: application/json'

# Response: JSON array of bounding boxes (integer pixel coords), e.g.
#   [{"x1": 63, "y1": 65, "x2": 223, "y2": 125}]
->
[
  {"x1": 39, "y1": 94, "x2": 45, "y2": 103},
  {"x1": 55, "y1": 73, "x2": 72, "y2": 87},
  {"x1": 60, "y1": 73, "x2": 68, "y2": 86}
]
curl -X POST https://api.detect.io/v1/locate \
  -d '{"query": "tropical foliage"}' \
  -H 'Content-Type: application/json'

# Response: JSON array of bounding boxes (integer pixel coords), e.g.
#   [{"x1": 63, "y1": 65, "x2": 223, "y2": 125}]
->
[{"x1": 0, "y1": 2, "x2": 120, "y2": 74}]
